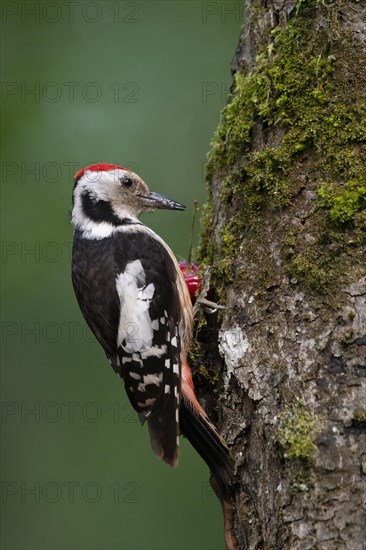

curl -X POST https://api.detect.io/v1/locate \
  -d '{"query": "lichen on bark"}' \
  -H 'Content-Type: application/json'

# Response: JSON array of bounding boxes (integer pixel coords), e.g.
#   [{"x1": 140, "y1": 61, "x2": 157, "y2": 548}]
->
[{"x1": 196, "y1": 1, "x2": 366, "y2": 548}]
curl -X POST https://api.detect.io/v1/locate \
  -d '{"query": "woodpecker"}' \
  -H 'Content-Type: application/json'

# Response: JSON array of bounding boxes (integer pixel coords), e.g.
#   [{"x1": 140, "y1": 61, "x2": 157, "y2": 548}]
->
[{"x1": 71, "y1": 163, "x2": 233, "y2": 499}]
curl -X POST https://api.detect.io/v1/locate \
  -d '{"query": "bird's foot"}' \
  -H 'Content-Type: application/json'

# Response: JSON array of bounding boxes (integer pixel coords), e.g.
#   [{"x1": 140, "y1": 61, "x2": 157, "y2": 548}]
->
[{"x1": 193, "y1": 267, "x2": 225, "y2": 316}]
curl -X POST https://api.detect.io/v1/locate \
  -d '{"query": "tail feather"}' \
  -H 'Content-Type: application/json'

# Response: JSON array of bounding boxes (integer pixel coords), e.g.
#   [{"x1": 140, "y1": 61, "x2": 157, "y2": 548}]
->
[
  {"x1": 143, "y1": 355, "x2": 234, "y2": 498},
  {"x1": 179, "y1": 396, "x2": 234, "y2": 501},
  {"x1": 146, "y1": 397, "x2": 179, "y2": 468}
]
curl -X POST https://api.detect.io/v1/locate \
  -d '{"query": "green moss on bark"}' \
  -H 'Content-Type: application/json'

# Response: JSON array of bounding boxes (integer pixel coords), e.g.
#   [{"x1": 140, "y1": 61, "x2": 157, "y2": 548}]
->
[
  {"x1": 200, "y1": 2, "x2": 366, "y2": 295},
  {"x1": 352, "y1": 410, "x2": 366, "y2": 423},
  {"x1": 318, "y1": 180, "x2": 366, "y2": 224},
  {"x1": 276, "y1": 399, "x2": 323, "y2": 461}
]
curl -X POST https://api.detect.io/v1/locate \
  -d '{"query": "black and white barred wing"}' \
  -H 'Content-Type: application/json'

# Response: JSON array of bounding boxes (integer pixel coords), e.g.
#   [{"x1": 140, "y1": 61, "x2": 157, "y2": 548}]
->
[{"x1": 115, "y1": 241, "x2": 181, "y2": 467}]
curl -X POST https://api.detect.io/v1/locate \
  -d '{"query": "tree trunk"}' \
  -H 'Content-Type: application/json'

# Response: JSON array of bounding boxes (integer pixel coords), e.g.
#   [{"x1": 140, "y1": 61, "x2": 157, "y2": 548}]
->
[{"x1": 195, "y1": 1, "x2": 366, "y2": 548}]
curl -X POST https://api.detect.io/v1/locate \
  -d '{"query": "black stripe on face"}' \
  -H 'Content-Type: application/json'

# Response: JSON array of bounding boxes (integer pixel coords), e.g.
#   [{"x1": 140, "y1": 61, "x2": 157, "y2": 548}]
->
[{"x1": 81, "y1": 191, "x2": 134, "y2": 226}]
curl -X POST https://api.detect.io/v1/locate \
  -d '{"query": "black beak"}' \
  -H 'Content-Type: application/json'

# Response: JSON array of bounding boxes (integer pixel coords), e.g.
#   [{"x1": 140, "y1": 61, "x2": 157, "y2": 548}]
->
[{"x1": 140, "y1": 191, "x2": 185, "y2": 211}]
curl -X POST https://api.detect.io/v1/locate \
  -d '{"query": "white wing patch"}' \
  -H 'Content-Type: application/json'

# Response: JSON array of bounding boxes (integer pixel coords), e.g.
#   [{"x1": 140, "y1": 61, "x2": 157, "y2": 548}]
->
[
  {"x1": 116, "y1": 260, "x2": 157, "y2": 353},
  {"x1": 140, "y1": 345, "x2": 167, "y2": 359}
]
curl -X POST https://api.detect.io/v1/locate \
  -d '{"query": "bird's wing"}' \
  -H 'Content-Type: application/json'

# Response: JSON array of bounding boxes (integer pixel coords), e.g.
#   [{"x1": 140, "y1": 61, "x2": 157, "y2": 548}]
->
[
  {"x1": 114, "y1": 230, "x2": 182, "y2": 467},
  {"x1": 72, "y1": 232, "x2": 121, "y2": 360}
]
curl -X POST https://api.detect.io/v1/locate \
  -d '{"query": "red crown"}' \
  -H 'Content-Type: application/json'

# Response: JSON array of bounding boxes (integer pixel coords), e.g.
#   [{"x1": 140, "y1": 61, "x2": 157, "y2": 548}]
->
[{"x1": 74, "y1": 163, "x2": 131, "y2": 181}]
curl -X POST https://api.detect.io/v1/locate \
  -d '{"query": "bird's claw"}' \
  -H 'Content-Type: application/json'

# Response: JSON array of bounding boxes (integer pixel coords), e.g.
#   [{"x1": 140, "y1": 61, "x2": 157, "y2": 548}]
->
[{"x1": 193, "y1": 267, "x2": 225, "y2": 316}]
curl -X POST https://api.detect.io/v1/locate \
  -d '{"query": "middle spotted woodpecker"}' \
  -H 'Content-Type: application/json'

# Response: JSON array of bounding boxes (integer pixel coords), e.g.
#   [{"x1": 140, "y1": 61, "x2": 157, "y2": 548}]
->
[{"x1": 71, "y1": 163, "x2": 233, "y2": 500}]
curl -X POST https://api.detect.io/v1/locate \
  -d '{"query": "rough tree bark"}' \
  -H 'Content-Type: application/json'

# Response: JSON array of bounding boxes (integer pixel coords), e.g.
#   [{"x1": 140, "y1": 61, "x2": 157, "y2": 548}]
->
[{"x1": 193, "y1": 1, "x2": 366, "y2": 548}]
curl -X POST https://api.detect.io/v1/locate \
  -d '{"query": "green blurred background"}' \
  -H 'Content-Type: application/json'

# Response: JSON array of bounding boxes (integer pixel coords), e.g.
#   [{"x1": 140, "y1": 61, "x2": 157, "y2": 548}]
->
[{"x1": 1, "y1": 2, "x2": 241, "y2": 548}]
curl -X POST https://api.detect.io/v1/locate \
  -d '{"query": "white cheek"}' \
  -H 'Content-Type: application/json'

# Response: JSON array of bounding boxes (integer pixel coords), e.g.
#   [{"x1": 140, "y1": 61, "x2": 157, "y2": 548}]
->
[{"x1": 71, "y1": 169, "x2": 140, "y2": 238}]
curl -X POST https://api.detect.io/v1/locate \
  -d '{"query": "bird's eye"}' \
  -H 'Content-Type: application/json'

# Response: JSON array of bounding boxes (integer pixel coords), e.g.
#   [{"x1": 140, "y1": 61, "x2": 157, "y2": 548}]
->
[{"x1": 120, "y1": 176, "x2": 133, "y2": 188}]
